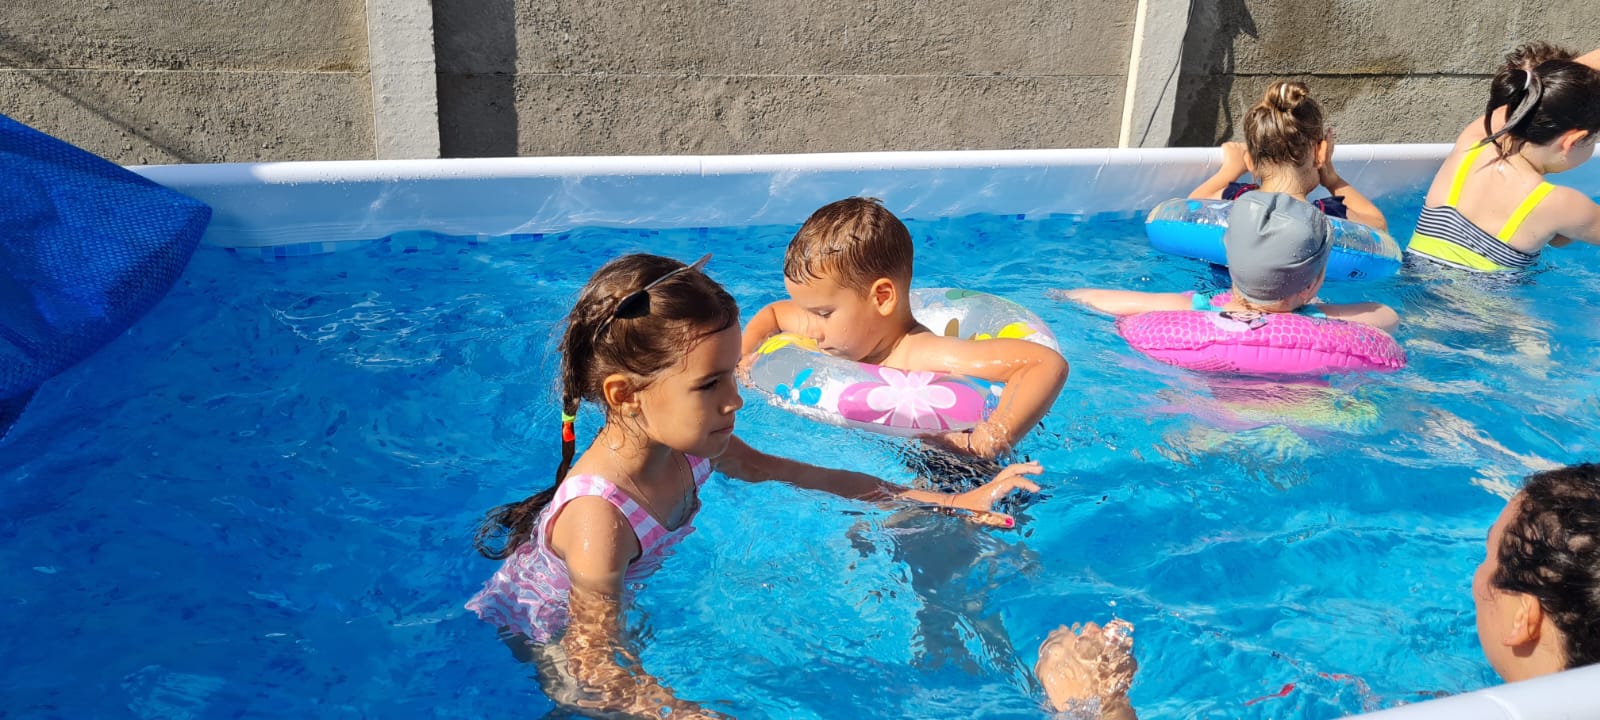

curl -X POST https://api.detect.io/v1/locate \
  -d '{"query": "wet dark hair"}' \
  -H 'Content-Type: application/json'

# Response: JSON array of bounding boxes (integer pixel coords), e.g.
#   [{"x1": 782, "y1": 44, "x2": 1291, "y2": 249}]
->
[
  {"x1": 1481, "y1": 43, "x2": 1600, "y2": 161},
  {"x1": 1243, "y1": 81, "x2": 1325, "y2": 169},
  {"x1": 783, "y1": 197, "x2": 914, "y2": 293},
  {"x1": 472, "y1": 254, "x2": 738, "y2": 559},
  {"x1": 1492, "y1": 463, "x2": 1600, "y2": 668}
]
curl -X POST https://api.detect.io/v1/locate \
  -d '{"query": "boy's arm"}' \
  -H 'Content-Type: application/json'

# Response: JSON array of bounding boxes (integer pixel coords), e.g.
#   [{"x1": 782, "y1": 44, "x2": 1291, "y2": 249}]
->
[
  {"x1": 741, "y1": 300, "x2": 804, "y2": 355},
  {"x1": 910, "y1": 335, "x2": 1068, "y2": 458},
  {"x1": 1188, "y1": 142, "x2": 1250, "y2": 200},
  {"x1": 1051, "y1": 288, "x2": 1195, "y2": 316},
  {"x1": 712, "y1": 436, "x2": 1040, "y2": 527}
]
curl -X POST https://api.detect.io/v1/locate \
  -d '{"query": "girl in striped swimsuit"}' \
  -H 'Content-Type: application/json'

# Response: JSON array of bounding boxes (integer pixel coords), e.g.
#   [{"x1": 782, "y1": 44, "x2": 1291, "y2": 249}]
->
[
  {"x1": 467, "y1": 253, "x2": 1043, "y2": 718},
  {"x1": 1409, "y1": 43, "x2": 1600, "y2": 272}
]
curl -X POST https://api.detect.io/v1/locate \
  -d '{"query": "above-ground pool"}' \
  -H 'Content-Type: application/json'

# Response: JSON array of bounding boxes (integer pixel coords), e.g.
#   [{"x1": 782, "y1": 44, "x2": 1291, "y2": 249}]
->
[{"x1": 4, "y1": 148, "x2": 1600, "y2": 719}]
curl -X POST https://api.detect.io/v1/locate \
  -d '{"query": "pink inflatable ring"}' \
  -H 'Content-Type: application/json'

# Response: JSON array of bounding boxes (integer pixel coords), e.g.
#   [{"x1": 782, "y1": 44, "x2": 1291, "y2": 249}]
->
[
  {"x1": 745, "y1": 289, "x2": 1057, "y2": 436},
  {"x1": 1116, "y1": 309, "x2": 1406, "y2": 377}
]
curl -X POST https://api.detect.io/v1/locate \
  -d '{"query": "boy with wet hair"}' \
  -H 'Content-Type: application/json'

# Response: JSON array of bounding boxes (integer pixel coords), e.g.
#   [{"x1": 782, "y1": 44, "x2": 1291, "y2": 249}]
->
[{"x1": 741, "y1": 197, "x2": 1069, "y2": 458}]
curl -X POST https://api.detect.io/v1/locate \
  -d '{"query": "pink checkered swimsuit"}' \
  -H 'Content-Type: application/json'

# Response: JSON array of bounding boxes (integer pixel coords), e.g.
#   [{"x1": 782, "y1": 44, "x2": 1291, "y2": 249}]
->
[{"x1": 466, "y1": 455, "x2": 710, "y2": 642}]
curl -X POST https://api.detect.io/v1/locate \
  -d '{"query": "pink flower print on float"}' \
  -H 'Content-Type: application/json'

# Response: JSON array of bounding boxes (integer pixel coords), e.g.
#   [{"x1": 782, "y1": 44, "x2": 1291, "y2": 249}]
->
[{"x1": 836, "y1": 366, "x2": 989, "y2": 431}]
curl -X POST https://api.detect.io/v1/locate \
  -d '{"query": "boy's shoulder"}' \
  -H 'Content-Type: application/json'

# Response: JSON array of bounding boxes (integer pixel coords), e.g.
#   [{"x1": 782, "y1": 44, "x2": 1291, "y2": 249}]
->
[
  {"x1": 894, "y1": 330, "x2": 1060, "y2": 373},
  {"x1": 882, "y1": 330, "x2": 963, "y2": 371}
]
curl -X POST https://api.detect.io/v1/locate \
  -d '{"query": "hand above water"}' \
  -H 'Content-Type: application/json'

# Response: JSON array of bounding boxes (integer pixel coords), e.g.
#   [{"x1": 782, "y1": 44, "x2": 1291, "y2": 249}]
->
[
  {"x1": 947, "y1": 460, "x2": 1043, "y2": 528},
  {"x1": 1036, "y1": 619, "x2": 1138, "y2": 719},
  {"x1": 1317, "y1": 129, "x2": 1344, "y2": 189},
  {"x1": 1220, "y1": 141, "x2": 1250, "y2": 178}
]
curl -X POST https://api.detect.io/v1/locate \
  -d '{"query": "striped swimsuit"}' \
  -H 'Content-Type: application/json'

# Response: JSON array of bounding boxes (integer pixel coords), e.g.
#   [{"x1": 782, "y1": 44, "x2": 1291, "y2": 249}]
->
[
  {"x1": 1408, "y1": 143, "x2": 1553, "y2": 272},
  {"x1": 466, "y1": 455, "x2": 710, "y2": 642}
]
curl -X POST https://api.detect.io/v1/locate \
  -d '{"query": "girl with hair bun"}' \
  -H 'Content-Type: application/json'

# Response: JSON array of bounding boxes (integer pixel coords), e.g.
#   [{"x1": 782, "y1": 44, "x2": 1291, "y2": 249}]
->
[
  {"x1": 1189, "y1": 80, "x2": 1389, "y2": 232},
  {"x1": 1409, "y1": 43, "x2": 1600, "y2": 272}
]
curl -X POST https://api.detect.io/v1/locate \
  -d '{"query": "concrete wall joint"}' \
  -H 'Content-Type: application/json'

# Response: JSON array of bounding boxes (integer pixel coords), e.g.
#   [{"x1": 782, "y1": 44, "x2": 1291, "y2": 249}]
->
[{"x1": 366, "y1": 0, "x2": 440, "y2": 159}]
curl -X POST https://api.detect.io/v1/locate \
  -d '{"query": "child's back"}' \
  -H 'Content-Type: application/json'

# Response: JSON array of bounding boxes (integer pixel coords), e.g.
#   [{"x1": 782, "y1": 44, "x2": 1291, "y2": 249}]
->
[{"x1": 1410, "y1": 43, "x2": 1600, "y2": 272}]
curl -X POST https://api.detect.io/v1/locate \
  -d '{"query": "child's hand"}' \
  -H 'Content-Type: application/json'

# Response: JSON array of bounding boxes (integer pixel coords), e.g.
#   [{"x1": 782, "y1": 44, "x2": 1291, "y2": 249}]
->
[
  {"x1": 1220, "y1": 141, "x2": 1249, "y2": 176},
  {"x1": 736, "y1": 351, "x2": 759, "y2": 382},
  {"x1": 1037, "y1": 619, "x2": 1138, "y2": 716},
  {"x1": 948, "y1": 460, "x2": 1043, "y2": 528},
  {"x1": 1317, "y1": 129, "x2": 1344, "y2": 188}
]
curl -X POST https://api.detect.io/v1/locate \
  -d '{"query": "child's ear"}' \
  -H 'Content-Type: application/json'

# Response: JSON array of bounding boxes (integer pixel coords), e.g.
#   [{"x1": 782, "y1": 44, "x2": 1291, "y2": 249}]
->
[
  {"x1": 869, "y1": 278, "x2": 898, "y2": 317},
  {"x1": 1506, "y1": 593, "x2": 1545, "y2": 647},
  {"x1": 601, "y1": 373, "x2": 640, "y2": 417},
  {"x1": 1561, "y1": 129, "x2": 1592, "y2": 154}
]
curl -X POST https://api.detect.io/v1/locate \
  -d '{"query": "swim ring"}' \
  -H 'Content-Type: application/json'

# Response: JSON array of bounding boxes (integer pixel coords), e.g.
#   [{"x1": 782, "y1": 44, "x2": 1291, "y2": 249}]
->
[
  {"x1": 1145, "y1": 197, "x2": 1402, "y2": 281},
  {"x1": 746, "y1": 289, "x2": 1058, "y2": 436},
  {"x1": 1116, "y1": 307, "x2": 1405, "y2": 377}
]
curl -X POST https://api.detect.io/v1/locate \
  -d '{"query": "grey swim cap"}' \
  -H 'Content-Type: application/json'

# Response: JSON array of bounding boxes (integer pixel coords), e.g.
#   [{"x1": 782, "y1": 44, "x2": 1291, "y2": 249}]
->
[{"x1": 1223, "y1": 191, "x2": 1332, "y2": 304}]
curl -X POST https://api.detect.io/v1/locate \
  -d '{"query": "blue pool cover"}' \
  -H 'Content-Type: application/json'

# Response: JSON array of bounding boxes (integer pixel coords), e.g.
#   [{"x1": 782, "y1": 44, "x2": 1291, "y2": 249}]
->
[{"x1": 0, "y1": 114, "x2": 210, "y2": 438}]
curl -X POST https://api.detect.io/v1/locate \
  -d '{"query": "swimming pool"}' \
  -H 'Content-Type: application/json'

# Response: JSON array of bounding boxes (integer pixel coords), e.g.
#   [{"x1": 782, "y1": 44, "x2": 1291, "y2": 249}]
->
[{"x1": 4, "y1": 148, "x2": 1600, "y2": 718}]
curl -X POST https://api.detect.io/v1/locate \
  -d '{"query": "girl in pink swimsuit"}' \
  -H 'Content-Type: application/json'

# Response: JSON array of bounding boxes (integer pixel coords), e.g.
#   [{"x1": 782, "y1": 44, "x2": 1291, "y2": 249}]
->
[{"x1": 467, "y1": 253, "x2": 1044, "y2": 718}]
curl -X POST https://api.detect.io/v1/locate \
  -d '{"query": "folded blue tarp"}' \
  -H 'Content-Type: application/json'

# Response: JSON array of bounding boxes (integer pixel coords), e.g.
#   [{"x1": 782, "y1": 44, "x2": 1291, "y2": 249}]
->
[{"x1": 0, "y1": 114, "x2": 211, "y2": 438}]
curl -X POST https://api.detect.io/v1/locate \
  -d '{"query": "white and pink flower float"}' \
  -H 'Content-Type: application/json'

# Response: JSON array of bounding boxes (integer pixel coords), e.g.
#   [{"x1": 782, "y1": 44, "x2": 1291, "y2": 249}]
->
[{"x1": 743, "y1": 289, "x2": 1057, "y2": 437}]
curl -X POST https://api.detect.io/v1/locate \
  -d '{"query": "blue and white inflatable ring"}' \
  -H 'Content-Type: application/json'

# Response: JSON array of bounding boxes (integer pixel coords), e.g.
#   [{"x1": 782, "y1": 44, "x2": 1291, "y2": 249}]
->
[{"x1": 1145, "y1": 197, "x2": 1403, "y2": 281}]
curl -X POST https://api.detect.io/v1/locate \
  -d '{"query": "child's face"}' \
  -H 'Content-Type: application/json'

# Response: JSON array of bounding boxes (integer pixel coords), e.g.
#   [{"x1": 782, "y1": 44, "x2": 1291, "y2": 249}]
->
[
  {"x1": 634, "y1": 326, "x2": 743, "y2": 458},
  {"x1": 783, "y1": 273, "x2": 892, "y2": 362},
  {"x1": 1472, "y1": 495, "x2": 1529, "y2": 681}
]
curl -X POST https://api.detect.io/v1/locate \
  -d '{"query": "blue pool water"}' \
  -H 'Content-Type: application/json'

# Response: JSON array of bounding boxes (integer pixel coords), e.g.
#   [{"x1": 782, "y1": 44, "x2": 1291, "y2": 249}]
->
[{"x1": 5, "y1": 203, "x2": 1600, "y2": 719}]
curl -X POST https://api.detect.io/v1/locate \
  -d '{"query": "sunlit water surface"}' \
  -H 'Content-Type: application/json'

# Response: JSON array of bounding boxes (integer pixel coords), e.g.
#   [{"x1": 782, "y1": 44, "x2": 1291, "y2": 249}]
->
[{"x1": 5, "y1": 199, "x2": 1600, "y2": 719}]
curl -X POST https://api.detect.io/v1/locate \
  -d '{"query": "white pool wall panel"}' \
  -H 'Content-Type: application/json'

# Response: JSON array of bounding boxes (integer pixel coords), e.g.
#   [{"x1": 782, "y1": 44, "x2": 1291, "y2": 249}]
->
[
  {"x1": 1348, "y1": 663, "x2": 1600, "y2": 719},
  {"x1": 126, "y1": 145, "x2": 1600, "y2": 718},
  {"x1": 132, "y1": 145, "x2": 1474, "y2": 249}
]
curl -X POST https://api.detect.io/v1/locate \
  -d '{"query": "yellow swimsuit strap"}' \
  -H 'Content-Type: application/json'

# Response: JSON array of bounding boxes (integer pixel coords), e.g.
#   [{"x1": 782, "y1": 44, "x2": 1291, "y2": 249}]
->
[
  {"x1": 1445, "y1": 143, "x2": 1488, "y2": 206},
  {"x1": 1498, "y1": 182, "x2": 1556, "y2": 241},
  {"x1": 1447, "y1": 142, "x2": 1556, "y2": 242}
]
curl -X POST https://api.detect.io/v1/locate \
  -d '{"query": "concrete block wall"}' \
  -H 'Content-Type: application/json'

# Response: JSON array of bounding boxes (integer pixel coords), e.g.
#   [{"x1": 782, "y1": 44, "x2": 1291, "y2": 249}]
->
[
  {"x1": 0, "y1": 0, "x2": 372, "y2": 164},
  {"x1": 435, "y1": 0, "x2": 1136, "y2": 157},
  {"x1": 2, "y1": 1, "x2": 1595, "y2": 163},
  {"x1": 1171, "y1": 0, "x2": 1600, "y2": 146}
]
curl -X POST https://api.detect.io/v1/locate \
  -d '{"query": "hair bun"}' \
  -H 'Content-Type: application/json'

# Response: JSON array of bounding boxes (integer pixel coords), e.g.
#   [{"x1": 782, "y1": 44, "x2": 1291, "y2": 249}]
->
[{"x1": 1262, "y1": 81, "x2": 1311, "y2": 114}]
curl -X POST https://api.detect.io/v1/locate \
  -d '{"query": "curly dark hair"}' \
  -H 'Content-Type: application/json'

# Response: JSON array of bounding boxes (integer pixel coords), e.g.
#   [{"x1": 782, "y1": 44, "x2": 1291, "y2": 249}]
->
[{"x1": 1492, "y1": 463, "x2": 1600, "y2": 668}]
